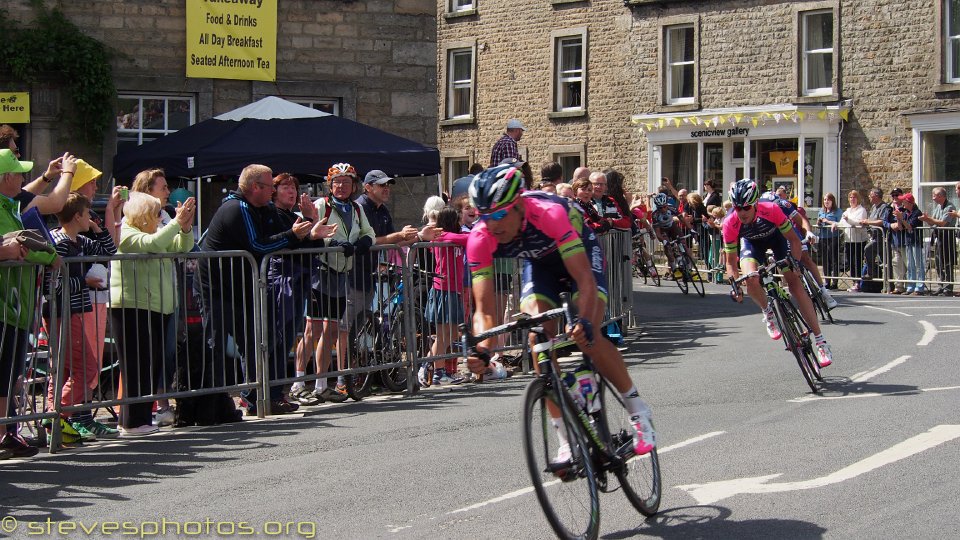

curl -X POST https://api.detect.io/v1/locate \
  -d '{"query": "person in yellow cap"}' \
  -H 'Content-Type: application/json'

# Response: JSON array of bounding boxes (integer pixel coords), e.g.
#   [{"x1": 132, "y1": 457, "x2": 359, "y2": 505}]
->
[
  {"x1": 0, "y1": 148, "x2": 59, "y2": 459},
  {"x1": 72, "y1": 159, "x2": 125, "y2": 246}
]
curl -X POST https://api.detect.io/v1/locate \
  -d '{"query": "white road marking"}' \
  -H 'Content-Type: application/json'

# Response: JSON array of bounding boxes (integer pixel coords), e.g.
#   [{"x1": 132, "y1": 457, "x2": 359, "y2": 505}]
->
[
  {"x1": 918, "y1": 320, "x2": 960, "y2": 346},
  {"x1": 446, "y1": 431, "x2": 725, "y2": 515},
  {"x1": 675, "y1": 425, "x2": 960, "y2": 505},
  {"x1": 849, "y1": 355, "x2": 912, "y2": 383},
  {"x1": 862, "y1": 305, "x2": 913, "y2": 317},
  {"x1": 789, "y1": 385, "x2": 960, "y2": 402}
]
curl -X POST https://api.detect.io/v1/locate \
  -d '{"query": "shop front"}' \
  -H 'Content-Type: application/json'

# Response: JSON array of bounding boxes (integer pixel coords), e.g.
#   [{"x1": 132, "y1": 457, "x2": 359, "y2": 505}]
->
[
  {"x1": 632, "y1": 104, "x2": 850, "y2": 211},
  {"x1": 906, "y1": 109, "x2": 960, "y2": 209}
]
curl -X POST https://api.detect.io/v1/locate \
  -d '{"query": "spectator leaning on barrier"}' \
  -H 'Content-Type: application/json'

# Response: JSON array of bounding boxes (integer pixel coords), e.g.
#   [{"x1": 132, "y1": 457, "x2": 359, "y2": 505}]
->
[
  {"x1": 199, "y1": 164, "x2": 335, "y2": 415},
  {"x1": 886, "y1": 192, "x2": 925, "y2": 295},
  {"x1": 489, "y1": 119, "x2": 524, "y2": 167},
  {"x1": 817, "y1": 193, "x2": 843, "y2": 290},
  {"x1": 45, "y1": 192, "x2": 118, "y2": 442},
  {"x1": 839, "y1": 191, "x2": 869, "y2": 291},
  {"x1": 861, "y1": 188, "x2": 892, "y2": 292},
  {"x1": 0, "y1": 149, "x2": 58, "y2": 458},
  {"x1": 110, "y1": 192, "x2": 196, "y2": 436},
  {"x1": 919, "y1": 187, "x2": 957, "y2": 296},
  {"x1": 305, "y1": 163, "x2": 375, "y2": 404}
]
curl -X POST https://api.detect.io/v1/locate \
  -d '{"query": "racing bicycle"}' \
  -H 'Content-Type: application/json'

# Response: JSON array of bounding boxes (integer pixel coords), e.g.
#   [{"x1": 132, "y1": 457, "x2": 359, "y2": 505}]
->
[
  {"x1": 663, "y1": 233, "x2": 705, "y2": 297},
  {"x1": 730, "y1": 255, "x2": 823, "y2": 393},
  {"x1": 631, "y1": 231, "x2": 660, "y2": 286},
  {"x1": 461, "y1": 293, "x2": 661, "y2": 540}
]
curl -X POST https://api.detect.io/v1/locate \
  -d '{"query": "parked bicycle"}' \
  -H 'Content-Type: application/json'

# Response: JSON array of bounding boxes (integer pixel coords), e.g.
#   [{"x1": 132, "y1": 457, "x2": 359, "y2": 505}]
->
[
  {"x1": 663, "y1": 233, "x2": 705, "y2": 297},
  {"x1": 344, "y1": 262, "x2": 431, "y2": 397},
  {"x1": 461, "y1": 293, "x2": 661, "y2": 540},
  {"x1": 631, "y1": 231, "x2": 660, "y2": 286},
  {"x1": 730, "y1": 255, "x2": 823, "y2": 393}
]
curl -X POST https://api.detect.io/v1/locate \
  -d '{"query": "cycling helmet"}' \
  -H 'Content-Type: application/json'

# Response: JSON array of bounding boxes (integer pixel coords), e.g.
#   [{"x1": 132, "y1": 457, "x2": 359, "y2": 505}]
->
[
  {"x1": 651, "y1": 193, "x2": 669, "y2": 210},
  {"x1": 327, "y1": 162, "x2": 358, "y2": 181},
  {"x1": 469, "y1": 164, "x2": 524, "y2": 214},
  {"x1": 729, "y1": 179, "x2": 761, "y2": 207}
]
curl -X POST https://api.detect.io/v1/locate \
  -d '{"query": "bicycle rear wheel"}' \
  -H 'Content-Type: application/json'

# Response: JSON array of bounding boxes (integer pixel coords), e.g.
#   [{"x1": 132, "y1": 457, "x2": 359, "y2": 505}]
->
[
  {"x1": 772, "y1": 298, "x2": 819, "y2": 392},
  {"x1": 344, "y1": 311, "x2": 375, "y2": 401},
  {"x1": 599, "y1": 378, "x2": 661, "y2": 517},
  {"x1": 673, "y1": 253, "x2": 689, "y2": 295},
  {"x1": 522, "y1": 377, "x2": 600, "y2": 540}
]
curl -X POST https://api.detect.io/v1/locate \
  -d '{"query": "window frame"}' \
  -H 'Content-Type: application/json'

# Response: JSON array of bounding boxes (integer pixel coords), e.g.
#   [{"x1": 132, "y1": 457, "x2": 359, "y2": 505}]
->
[
  {"x1": 656, "y1": 15, "x2": 699, "y2": 112},
  {"x1": 943, "y1": 0, "x2": 960, "y2": 84},
  {"x1": 116, "y1": 94, "x2": 196, "y2": 148},
  {"x1": 549, "y1": 27, "x2": 588, "y2": 117},
  {"x1": 793, "y1": 3, "x2": 839, "y2": 102},
  {"x1": 548, "y1": 144, "x2": 586, "y2": 178},
  {"x1": 801, "y1": 9, "x2": 835, "y2": 97},
  {"x1": 440, "y1": 41, "x2": 477, "y2": 126},
  {"x1": 449, "y1": 0, "x2": 475, "y2": 15},
  {"x1": 664, "y1": 23, "x2": 696, "y2": 106},
  {"x1": 291, "y1": 98, "x2": 341, "y2": 116}
]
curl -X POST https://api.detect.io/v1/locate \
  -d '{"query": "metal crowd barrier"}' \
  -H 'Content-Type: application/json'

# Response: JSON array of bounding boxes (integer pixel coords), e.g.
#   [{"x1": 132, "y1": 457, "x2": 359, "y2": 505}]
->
[{"x1": 14, "y1": 232, "x2": 639, "y2": 453}]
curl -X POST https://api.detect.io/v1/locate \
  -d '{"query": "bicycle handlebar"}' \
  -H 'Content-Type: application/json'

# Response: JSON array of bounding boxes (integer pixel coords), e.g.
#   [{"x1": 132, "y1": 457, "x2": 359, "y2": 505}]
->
[
  {"x1": 459, "y1": 292, "x2": 578, "y2": 365},
  {"x1": 729, "y1": 255, "x2": 797, "y2": 300}
]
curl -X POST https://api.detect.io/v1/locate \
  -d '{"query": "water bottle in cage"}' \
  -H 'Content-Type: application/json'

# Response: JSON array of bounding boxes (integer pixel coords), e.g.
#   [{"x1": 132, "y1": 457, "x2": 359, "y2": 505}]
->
[
  {"x1": 562, "y1": 372, "x2": 587, "y2": 411},
  {"x1": 575, "y1": 364, "x2": 601, "y2": 413}
]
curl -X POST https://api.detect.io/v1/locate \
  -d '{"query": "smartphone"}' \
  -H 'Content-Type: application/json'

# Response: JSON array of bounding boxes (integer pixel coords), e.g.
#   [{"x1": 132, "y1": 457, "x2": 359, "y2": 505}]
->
[{"x1": 119, "y1": 187, "x2": 129, "y2": 201}]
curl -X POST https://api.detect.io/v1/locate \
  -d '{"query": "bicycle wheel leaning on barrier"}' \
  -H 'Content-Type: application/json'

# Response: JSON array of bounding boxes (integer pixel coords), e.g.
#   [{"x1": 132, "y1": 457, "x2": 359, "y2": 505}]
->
[{"x1": 343, "y1": 309, "x2": 376, "y2": 400}]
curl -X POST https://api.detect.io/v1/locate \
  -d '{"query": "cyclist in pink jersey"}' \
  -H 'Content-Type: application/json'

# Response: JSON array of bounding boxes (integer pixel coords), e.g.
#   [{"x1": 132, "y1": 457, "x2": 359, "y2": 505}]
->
[
  {"x1": 723, "y1": 179, "x2": 834, "y2": 367},
  {"x1": 465, "y1": 164, "x2": 656, "y2": 457}
]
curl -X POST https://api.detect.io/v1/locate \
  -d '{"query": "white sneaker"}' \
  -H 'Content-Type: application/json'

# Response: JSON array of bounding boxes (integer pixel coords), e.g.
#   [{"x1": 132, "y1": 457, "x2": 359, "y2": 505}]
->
[
  {"x1": 821, "y1": 287, "x2": 839, "y2": 309},
  {"x1": 120, "y1": 424, "x2": 159, "y2": 438},
  {"x1": 417, "y1": 365, "x2": 430, "y2": 387},
  {"x1": 763, "y1": 311, "x2": 782, "y2": 340},
  {"x1": 816, "y1": 341, "x2": 833, "y2": 367},
  {"x1": 155, "y1": 408, "x2": 175, "y2": 427},
  {"x1": 552, "y1": 443, "x2": 572, "y2": 465},
  {"x1": 630, "y1": 412, "x2": 656, "y2": 455}
]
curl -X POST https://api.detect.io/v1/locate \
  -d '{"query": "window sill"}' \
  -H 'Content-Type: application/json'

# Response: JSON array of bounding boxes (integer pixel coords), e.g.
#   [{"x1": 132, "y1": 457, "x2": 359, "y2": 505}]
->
[
  {"x1": 934, "y1": 83, "x2": 960, "y2": 93},
  {"x1": 655, "y1": 102, "x2": 699, "y2": 113},
  {"x1": 440, "y1": 117, "x2": 476, "y2": 127},
  {"x1": 793, "y1": 93, "x2": 838, "y2": 105},
  {"x1": 444, "y1": 9, "x2": 477, "y2": 20},
  {"x1": 547, "y1": 109, "x2": 587, "y2": 119},
  {"x1": 551, "y1": 0, "x2": 588, "y2": 5}
]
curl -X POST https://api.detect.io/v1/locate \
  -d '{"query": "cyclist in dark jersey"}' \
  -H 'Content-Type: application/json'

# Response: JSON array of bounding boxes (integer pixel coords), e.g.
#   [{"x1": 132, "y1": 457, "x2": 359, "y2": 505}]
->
[
  {"x1": 465, "y1": 164, "x2": 656, "y2": 456},
  {"x1": 723, "y1": 179, "x2": 834, "y2": 367}
]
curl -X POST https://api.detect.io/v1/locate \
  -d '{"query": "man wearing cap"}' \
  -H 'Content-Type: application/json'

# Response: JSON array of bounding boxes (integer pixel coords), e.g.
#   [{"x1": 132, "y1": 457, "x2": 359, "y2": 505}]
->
[
  {"x1": 489, "y1": 119, "x2": 525, "y2": 167},
  {"x1": 919, "y1": 187, "x2": 957, "y2": 295},
  {"x1": 0, "y1": 125, "x2": 77, "y2": 216},
  {"x1": 0, "y1": 148, "x2": 59, "y2": 458},
  {"x1": 884, "y1": 190, "x2": 924, "y2": 294}
]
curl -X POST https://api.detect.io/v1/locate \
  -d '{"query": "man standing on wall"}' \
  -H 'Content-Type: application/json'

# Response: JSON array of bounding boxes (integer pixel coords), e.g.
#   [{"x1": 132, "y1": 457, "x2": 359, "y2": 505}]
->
[{"x1": 489, "y1": 119, "x2": 524, "y2": 166}]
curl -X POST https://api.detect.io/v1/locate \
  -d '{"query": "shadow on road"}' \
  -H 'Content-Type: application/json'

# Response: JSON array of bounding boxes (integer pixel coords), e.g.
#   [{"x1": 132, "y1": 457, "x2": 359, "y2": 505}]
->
[{"x1": 609, "y1": 504, "x2": 826, "y2": 539}]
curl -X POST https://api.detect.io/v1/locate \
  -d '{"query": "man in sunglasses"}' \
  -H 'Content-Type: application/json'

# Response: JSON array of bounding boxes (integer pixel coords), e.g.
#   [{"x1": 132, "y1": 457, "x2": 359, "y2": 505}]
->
[
  {"x1": 723, "y1": 179, "x2": 834, "y2": 368},
  {"x1": 464, "y1": 164, "x2": 657, "y2": 457}
]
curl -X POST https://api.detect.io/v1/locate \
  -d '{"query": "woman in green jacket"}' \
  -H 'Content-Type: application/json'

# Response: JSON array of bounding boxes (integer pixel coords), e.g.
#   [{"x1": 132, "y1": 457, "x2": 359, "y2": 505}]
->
[{"x1": 109, "y1": 191, "x2": 195, "y2": 437}]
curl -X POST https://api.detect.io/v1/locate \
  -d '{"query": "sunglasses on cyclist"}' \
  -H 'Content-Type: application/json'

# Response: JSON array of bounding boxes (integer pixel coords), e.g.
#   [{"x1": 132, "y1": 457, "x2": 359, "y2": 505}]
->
[
  {"x1": 480, "y1": 208, "x2": 510, "y2": 222},
  {"x1": 735, "y1": 204, "x2": 754, "y2": 212}
]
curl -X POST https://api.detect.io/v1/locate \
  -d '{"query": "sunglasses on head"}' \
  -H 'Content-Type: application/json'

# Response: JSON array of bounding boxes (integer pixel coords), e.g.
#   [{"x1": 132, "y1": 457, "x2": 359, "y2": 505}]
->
[
  {"x1": 735, "y1": 204, "x2": 754, "y2": 212},
  {"x1": 480, "y1": 208, "x2": 510, "y2": 222}
]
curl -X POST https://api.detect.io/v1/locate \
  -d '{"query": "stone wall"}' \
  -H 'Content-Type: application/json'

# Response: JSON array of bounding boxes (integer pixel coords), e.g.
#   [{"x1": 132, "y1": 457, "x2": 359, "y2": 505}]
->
[
  {"x1": 437, "y1": 0, "x2": 960, "y2": 197},
  {"x1": 1, "y1": 0, "x2": 440, "y2": 226}
]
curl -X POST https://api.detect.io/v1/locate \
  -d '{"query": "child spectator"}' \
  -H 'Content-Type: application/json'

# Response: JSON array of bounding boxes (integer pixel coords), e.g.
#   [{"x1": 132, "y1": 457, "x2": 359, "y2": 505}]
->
[
  {"x1": 420, "y1": 207, "x2": 469, "y2": 386},
  {"x1": 45, "y1": 192, "x2": 118, "y2": 442}
]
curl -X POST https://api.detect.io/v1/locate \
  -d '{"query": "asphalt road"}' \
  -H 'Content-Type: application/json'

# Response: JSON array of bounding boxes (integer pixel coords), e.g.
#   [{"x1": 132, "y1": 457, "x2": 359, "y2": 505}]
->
[{"x1": 2, "y1": 280, "x2": 959, "y2": 539}]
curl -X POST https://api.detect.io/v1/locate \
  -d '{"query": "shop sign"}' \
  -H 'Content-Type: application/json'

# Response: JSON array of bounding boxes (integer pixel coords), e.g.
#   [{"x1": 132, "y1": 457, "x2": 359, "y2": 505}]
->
[
  {"x1": 690, "y1": 127, "x2": 749, "y2": 139},
  {"x1": 0, "y1": 93, "x2": 29, "y2": 123},
  {"x1": 186, "y1": 0, "x2": 277, "y2": 82}
]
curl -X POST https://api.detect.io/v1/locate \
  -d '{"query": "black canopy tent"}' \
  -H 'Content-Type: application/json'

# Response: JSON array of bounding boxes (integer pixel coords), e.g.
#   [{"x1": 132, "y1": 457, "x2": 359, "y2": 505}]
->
[{"x1": 112, "y1": 96, "x2": 441, "y2": 181}]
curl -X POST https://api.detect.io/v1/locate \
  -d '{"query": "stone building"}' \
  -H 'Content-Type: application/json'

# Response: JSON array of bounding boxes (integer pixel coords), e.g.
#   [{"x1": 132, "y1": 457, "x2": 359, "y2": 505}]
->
[
  {"x1": 436, "y1": 0, "x2": 960, "y2": 209},
  {"x1": 1, "y1": 0, "x2": 439, "y2": 227}
]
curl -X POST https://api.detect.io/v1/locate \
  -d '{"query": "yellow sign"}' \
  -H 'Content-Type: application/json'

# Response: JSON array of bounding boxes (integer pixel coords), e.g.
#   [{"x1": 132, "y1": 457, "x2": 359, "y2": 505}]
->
[
  {"x1": 186, "y1": 0, "x2": 277, "y2": 82},
  {"x1": 0, "y1": 93, "x2": 30, "y2": 123}
]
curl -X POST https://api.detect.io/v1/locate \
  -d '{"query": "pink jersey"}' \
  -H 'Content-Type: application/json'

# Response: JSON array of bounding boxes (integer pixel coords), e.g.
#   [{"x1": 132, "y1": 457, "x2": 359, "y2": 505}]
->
[
  {"x1": 432, "y1": 231, "x2": 470, "y2": 292},
  {"x1": 721, "y1": 201, "x2": 793, "y2": 253}
]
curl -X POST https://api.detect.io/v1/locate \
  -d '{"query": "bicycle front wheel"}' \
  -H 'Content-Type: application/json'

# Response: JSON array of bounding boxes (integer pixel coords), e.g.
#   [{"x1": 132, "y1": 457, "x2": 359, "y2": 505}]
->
[
  {"x1": 522, "y1": 377, "x2": 600, "y2": 540},
  {"x1": 344, "y1": 311, "x2": 375, "y2": 400},
  {"x1": 599, "y1": 379, "x2": 661, "y2": 517},
  {"x1": 772, "y1": 298, "x2": 819, "y2": 392}
]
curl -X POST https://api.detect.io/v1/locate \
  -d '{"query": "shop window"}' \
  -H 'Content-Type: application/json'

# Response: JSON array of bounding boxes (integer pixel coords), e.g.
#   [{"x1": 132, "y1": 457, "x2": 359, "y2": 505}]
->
[
  {"x1": 802, "y1": 138, "x2": 824, "y2": 208},
  {"x1": 552, "y1": 29, "x2": 587, "y2": 113},
  {"x1": 946, "y1": 0, "x2": 960, "y2": 83},
  {"x1": 664, "y1": 24, "x2": 695, "y2": 105},
  {"x1": 292, "y1": 98, "x2": 340, "y2": 116},
  {"x1": 801, "y1": 10, "x2": 834, "y2": 96},
  {"x1": 445, "y1": 46, "x2": 475, "y2": 121},
  {"x1": 703, "y1": 143, "x2": 723, "y2": 191},
  {"x1": 116, "y1": 95, "x2": 195, "y2": 154}
]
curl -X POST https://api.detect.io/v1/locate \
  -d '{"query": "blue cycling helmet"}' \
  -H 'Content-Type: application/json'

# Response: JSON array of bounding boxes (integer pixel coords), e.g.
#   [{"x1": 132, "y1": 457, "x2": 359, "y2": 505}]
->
[
  {"x1": 729, "y1": 179, "x2": 761, "y2": 207},
  {"x1": 469, "y1": 165, "x2": 524, "y2": 214},
  {"x1": 651, "y1": 193, "x2": 669, "y2": 210}
]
